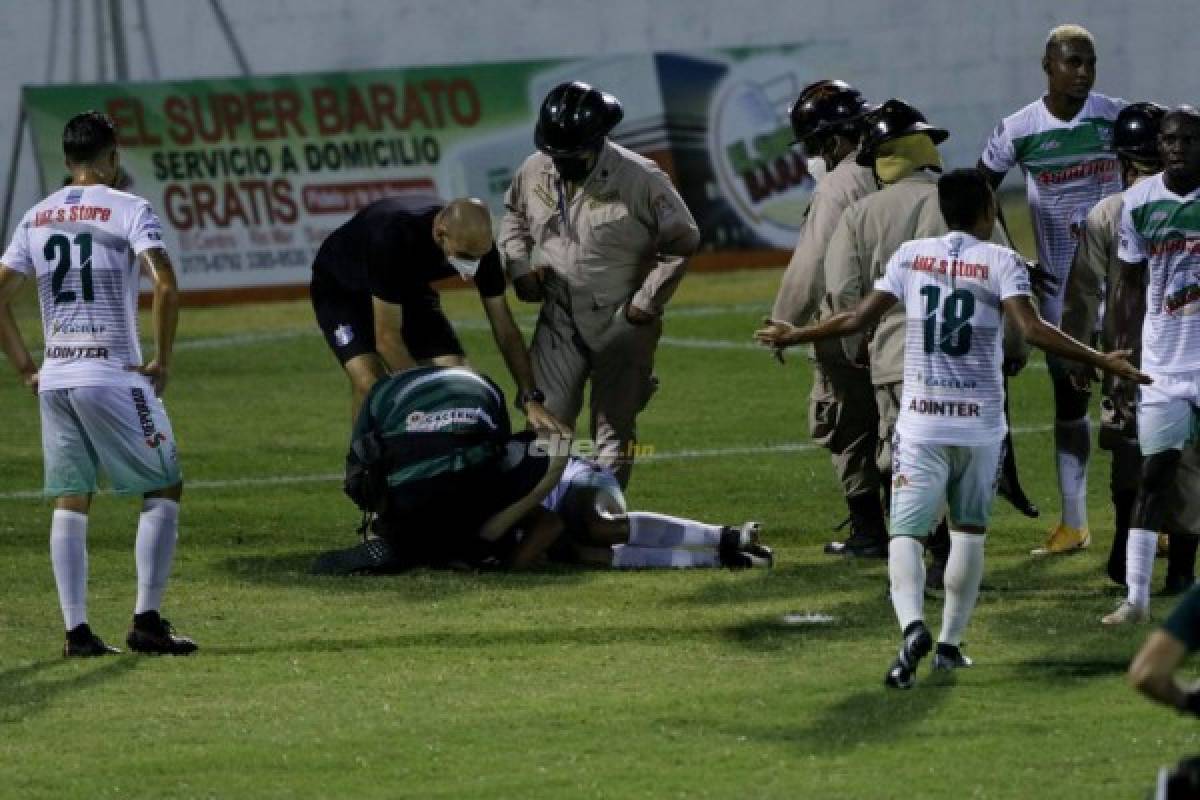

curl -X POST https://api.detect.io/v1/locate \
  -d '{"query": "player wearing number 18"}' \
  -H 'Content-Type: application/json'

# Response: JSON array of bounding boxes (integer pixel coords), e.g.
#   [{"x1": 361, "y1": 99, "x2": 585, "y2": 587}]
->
[
  {"x1": 0, "y1": 110, "x2": 197, "y2": 657},
  {"x1": 756, "y1": 169, "x2": 1149, "y2": 688}
]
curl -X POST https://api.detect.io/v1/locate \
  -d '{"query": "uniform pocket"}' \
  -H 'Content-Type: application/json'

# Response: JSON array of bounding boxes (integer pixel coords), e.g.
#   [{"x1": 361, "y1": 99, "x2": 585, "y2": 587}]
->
[{"x1": 586, "y1": 202, "x2": 634, "y2": 247}]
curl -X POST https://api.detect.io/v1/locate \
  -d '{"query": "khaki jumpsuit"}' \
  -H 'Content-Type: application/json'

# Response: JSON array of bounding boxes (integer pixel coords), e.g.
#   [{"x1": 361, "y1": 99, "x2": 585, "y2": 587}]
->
[{"x1": 499, "y1": 141, "x2": 699, "y2": 487}]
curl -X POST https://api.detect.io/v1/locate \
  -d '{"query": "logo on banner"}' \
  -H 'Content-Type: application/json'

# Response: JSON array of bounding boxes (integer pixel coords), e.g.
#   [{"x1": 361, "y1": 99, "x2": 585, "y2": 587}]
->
[{"x1": 707, "y1": 56, "x2": 820, "y2": 249}]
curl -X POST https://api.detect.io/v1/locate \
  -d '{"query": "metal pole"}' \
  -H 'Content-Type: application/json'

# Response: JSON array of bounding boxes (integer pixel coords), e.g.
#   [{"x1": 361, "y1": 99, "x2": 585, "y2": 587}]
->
[
  {"x1": 45, "y1": 0, "x2": 60, "y2": 83},
  {"x1": 69, "y1": 0, "x2": 81, "y2": 82},
  {"x1": 94, "y1": 0, "x2": 108, "y2": 82},
  {"x1": 208, "y1": 0, "x2": 251, "y2": 76},
  {"x1": 134, "y1": 0, "x2": 160, "y2": 79},
  {"x1": 2, "y1": 101, "x2": 28, "y2": 244},
  {"x1": 108, "y1": 0, "x2": 129, "y2": 81}
]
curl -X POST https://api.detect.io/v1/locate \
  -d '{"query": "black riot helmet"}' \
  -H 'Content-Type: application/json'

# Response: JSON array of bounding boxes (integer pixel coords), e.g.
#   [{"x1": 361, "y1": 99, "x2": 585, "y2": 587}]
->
[
  {"x1": 534, "y1": 81, "x2": 624, "y2": 157},
  {"x1": 1114, "y1": 101, "x2": 1167, "y2": 163},
  {"x1": 855, "y1": 98, "x2": 949, "y2": 166},
  {"x1": 789, "y1": 79, "x2": 874, "y2": 143}
]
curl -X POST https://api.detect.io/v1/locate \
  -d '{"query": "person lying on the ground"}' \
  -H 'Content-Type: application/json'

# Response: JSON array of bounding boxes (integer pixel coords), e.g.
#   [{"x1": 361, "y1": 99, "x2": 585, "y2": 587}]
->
[
  {"x1": 311, "y1": 365, "x2": 567, "y2": 574},
  {"x1": 531, "y1": 455, "x2": 773, "y2": 569}
]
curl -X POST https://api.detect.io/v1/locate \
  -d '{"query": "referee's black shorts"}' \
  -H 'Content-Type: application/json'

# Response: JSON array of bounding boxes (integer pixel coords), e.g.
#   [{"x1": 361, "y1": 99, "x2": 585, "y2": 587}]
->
[{"x1": 310, "y1": 267, "x2": 465, "y2": 365}]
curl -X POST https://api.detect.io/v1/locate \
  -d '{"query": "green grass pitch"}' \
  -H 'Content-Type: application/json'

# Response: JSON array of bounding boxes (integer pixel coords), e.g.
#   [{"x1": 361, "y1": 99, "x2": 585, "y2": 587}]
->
[{"x1": 1, "y1": 221, "x2": 1198, "y2": 798}]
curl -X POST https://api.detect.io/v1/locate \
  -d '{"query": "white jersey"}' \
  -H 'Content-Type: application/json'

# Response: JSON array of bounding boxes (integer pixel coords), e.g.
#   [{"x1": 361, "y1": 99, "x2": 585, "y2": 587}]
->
[
  {"x1": 981, "y1": 92, "x2": 1124, "y2": 321},
  {"x1": 875, "y1": 232, "x2": 1033, "y2": 446},
  {"x1": 541, "y1": 457, "x2": 612, "y2": 514},
  {"x1": 1117, "y1": 173, "x2": 1200, "y2": 375},
  {"x1": 2, "y1": 185, "x2": 166, "y2": 391}
]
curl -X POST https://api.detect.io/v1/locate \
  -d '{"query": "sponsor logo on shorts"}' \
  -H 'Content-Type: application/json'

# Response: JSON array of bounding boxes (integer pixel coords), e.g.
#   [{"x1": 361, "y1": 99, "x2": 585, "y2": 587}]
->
[
  {"x1": 131, "y1": 387, "x2": 161, "y2": 446},
  {"x1": 893, "y1": 473, "x2": 911, "y2": 489},
  {"x1": 334, "y1": 324, "x2": 354, "y2": 347}
]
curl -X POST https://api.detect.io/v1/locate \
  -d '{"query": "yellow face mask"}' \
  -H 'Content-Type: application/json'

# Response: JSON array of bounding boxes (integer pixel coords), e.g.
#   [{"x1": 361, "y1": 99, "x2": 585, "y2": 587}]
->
[{"x1": 873, "y1": 133, "x2": 943, "y2": 185}]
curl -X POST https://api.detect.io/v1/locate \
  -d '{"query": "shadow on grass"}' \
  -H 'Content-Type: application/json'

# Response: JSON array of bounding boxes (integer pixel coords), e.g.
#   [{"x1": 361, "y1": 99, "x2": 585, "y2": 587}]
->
[
  {"x1": 217, "y1": 552, "x2": 593, "y2": 597},
  {"x1": 0, "y1": 656, "x2": 138, "y2": 725},
  {"x1": 203, "y1": 621, "x2": 724, "y2": 658},
  {"x1": 702, "y1": 684, "x2": 953, "y2": 754}
]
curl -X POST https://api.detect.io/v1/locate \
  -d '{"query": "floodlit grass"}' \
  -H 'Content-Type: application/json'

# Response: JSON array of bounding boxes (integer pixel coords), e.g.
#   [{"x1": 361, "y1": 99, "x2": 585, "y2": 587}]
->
[{"x1": 2, "y1": 201, "x2": 1196, "y2": 799}]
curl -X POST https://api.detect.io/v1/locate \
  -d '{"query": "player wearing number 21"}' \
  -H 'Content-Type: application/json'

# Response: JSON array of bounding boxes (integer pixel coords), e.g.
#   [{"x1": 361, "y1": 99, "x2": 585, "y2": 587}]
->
[
  {"x1": 756, "y1": 169, "x2": 1148, "y2": 689},
  {"x1": 0, "y1": 110, "x2": 197, "y2": 658}
]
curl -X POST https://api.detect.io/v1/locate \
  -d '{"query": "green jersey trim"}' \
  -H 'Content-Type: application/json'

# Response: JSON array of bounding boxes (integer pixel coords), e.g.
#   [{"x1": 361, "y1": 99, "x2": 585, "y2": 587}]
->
[{"x1": 1011, "y1": 118, "x2": 1115, "y2": 164}]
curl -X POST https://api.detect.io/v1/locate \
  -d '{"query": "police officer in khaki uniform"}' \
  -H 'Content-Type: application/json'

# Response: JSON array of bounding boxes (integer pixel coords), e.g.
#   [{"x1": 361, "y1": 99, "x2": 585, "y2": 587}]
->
[
  {"x1": 822, "y1": 99, "x2": 1027, "y2": 584},
  {"x1": 499, "y1": 82, "x2": 700, "y2": 487},
  {"x1": 1060, "y1": 101, "x2": 1200, "y2": 593},
  {"x1": 770, "y1": 80, "x2": 886, "y2": 557}
]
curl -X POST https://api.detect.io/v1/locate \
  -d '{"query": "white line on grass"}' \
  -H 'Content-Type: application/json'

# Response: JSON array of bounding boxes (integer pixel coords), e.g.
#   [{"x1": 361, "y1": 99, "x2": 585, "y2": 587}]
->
[{"x1": 0, "y1": 425, "x2": 1055, "y2": 501}]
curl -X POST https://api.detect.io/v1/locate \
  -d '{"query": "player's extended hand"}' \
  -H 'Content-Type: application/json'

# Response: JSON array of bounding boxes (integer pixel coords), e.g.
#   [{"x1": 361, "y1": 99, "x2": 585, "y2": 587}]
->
[
  {"x1": 20, "y1": 369, "x2": 38, "y2": 396},
  {"x1": 1098, "y1": 349, "x2": 1151, "y2": 385},
  {"x1": 127, "y1": 359, "x2": 169, "y2": 396},
  {"x1": 754, "y1": 318, "x2": 801, "y2": 360},
  {"x1": 525, "y1": 401, "x2": 571, "y2": 437}
]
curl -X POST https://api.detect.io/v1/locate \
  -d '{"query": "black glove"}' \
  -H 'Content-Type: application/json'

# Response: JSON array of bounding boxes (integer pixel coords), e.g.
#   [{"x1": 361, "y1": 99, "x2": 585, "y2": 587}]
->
[{"x1": 1024, "y1": 260, "x2": 1060, "y2": 298}]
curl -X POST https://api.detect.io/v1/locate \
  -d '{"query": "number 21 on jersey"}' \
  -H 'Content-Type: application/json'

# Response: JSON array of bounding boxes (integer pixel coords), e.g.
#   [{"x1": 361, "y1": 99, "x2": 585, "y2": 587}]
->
[{"x1": 45, "y1": 232, "x2": 93, "y2": 304}]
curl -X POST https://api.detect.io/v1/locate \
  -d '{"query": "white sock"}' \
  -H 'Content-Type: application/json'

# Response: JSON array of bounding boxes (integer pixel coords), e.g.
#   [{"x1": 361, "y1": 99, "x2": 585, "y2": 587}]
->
[
  {"x1": 940, "y1": 532, "x2": 986, "y2": 646},
  {"x1": 626, "y1": 512, "x2": 724, "y2": 548},
  {"x1": 611, "y1": 545, "x2": 719, "y2": 568},
  {"x1": 1055, "y1": 418, "x2": 1091, "y2": 530},
  {"x1": 1126, "y1": 528, "x2": 1157, "y2": 610},
  {"x1": 50, "y1": 510, "x2": 89, "y2": 630},
  {"x1": 135, "y1": 498, "x2": 180, "y2": 615},
  {"x1": 888, "y1": 537, "x2": 925, "y2": 632}
]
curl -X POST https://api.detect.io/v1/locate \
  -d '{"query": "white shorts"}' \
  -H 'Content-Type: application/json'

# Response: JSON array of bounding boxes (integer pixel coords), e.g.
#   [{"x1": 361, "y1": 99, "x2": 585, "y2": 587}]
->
[
  {"x1": 1138, "y1": 371, "x2": 1200, "y2": 456},
  {"x1": 889, "y1": 433, "x2": 1004, "y2": 537},
  {"x1": 40, "y1": 385, "x2": 182, "y2": 497}
]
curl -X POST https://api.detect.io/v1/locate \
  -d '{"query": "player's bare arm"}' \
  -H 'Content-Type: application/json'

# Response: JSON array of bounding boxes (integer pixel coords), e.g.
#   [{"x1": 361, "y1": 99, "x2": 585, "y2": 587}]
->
[
  {"x1": 481, "y1": 293, "x2": 569, "y2": 435},
  {"x1": 368, "y1": 296, "x2": 417, "y2": 371},
  {"x1": 0, "y1": 265, "x2": 37, "y2": 393},
  {"x1": 479, "y1": 449, "x2": 569, "y2": 544},
  {"x1": 1128, "y1": 630, "x2": 1194, "y2": 712},
  {"x1": 505, "y1": 506, "x2": 565, "y2": 570},
  {"x1": 1001, "y1": 294, "x2": 1148, "y2": 384},
  {"x1": 1111, "y1": 258, "x2": 1148, "y2": 407},
  {"x1": 128, "y1": 247, "x2": 179, "y2": 396},
  {"x1": 754, "y1": 289, "x2": 897, "y2": 353}
]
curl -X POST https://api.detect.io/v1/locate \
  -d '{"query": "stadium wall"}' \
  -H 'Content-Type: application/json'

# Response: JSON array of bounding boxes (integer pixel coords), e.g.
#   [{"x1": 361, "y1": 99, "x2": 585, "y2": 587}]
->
[{"x1": 1, "y1": 0, "x2": 1194, "y2": 256}]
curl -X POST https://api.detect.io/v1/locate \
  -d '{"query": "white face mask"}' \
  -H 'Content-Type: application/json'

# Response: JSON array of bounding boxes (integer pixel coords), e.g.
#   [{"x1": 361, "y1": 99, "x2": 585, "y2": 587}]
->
[{"x1": 447, "y1": 254, "x2": 481, "y2": 278}]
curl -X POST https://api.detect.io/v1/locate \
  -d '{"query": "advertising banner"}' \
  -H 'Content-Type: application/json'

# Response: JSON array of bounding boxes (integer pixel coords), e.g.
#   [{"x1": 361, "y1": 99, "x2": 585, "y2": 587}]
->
[{"x1": 23, "y1": 45, "x2": 819, "y2": 299}]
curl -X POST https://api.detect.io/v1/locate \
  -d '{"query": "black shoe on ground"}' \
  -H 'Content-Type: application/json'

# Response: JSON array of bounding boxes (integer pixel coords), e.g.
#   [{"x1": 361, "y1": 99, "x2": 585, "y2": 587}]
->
[
  {"x1": 932, "y1": 642, "x2": 973, "y2": 671},
  {"x1": 126, "y1": 611, "x2": 198, "y2": 655},
  {"x1": 824, "y1": 532, "x2": 888, "y2": 559},
  {"x1": 64, "y1": 623, "x2": 121, "y2": 658},
  {"x1": 884, "y1": 621, "x2": 933, "y2": 689},
  {"x1": 311, "y1": 536, "x2": 397, "y2": 575},
  {"x1": 720, "y1": 542, "x2": 775, "y2": 569},
  {"x1": 1162, "y1": 574, "x2": 1196, "y2": 597}
]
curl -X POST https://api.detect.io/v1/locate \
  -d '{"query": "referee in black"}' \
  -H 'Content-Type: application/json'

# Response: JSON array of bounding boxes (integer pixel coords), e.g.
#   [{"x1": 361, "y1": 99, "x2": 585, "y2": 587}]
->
[{"x1": 309, "y1": 195, "x2": 566, "y2": 434}]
